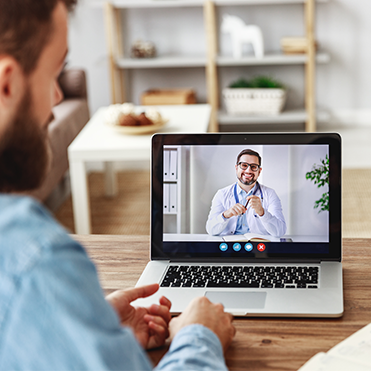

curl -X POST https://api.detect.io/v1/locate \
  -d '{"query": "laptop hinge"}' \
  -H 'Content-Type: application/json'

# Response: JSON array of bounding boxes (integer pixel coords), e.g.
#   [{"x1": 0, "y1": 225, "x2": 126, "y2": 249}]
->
[{"x1": 168, "y1": 259, "x2": 323, "y2": 264}]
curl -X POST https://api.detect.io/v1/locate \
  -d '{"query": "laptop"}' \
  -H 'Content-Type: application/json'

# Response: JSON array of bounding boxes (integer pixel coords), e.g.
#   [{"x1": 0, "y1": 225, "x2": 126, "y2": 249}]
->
[{"x1": 134, "y1": 133, "x2": 343, "y2": 317}]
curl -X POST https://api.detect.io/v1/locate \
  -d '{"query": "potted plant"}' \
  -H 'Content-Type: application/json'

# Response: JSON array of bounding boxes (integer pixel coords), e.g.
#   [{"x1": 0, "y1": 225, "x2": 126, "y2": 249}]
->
[
  {"x1": 305, "y1": 154, "x2": 329, "y2": 212},
  {"x1": 223, "y1": 75, "x2": 287, "y2": 115}
]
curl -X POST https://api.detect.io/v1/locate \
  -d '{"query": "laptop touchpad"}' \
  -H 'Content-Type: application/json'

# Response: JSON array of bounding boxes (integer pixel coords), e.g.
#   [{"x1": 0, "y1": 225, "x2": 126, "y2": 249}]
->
[{"x1": 205, "y1": 291, "x2": 266, "y2": 309}]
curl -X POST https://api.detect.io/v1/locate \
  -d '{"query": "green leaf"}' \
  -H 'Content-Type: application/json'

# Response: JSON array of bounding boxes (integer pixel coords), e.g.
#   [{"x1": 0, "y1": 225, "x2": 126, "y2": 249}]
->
[
  {"x1": 306, "y1": 154, "x2": 329, "y2": 213},
  {"x1": 228, "y1": 75, "x2": 284, "y2": 89}
]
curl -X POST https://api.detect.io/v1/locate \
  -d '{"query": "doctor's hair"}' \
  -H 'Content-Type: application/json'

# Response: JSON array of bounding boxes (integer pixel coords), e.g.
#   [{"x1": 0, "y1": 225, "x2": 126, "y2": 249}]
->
[
  {"x1": 236, "y1": 149, "x2": 261, "y2": 166},
  {"x1": 0, "y1": 0, "x2": 77, "y2": 75}
]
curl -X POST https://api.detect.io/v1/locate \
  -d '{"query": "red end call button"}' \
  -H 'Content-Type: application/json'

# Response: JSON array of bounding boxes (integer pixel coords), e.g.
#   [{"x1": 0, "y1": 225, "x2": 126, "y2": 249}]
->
[{"x1": 257, "y1": 243, "x2": 266, "y2": 252}]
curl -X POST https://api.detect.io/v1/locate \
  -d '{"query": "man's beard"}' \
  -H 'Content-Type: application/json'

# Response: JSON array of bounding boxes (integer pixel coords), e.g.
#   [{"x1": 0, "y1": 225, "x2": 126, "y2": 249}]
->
[
  {"x1": 237, "y1": 172, "x2": 256, "y2": 186},
  {"x1": 0, "y1": 86, "x2": 51, "y2": 193}
]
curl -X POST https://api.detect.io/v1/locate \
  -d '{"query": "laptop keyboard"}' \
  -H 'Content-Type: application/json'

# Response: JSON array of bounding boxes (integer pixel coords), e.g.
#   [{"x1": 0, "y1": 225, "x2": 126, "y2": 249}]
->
[{"x1": 160, "y1": 265, "x2": 319, "y2": 289}]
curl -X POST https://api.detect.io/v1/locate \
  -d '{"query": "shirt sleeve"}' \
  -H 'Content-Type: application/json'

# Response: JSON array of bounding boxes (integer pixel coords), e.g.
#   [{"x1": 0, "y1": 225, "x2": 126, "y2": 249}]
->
[
  {"x1": 2, "y1": 231, "x2": 153, "y2": 371},
  {"x1": 206, "y1": 190, "x2": 232, "y2": 236},
  {"x1": 258, "y1": 188, "x2": 287, "y2": 237},
  {"x1": 0, "y1": 198, "x2": 229, "y2": 371},
  {"x1": 155, "y1": 325, "x2": 228, "y2": 371}
]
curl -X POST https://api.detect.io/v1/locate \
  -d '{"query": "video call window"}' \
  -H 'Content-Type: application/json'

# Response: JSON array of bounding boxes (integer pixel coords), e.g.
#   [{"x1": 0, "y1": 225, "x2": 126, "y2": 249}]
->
[{"x1": 163, "y1": 144, "x2": 329, "y2": 244}]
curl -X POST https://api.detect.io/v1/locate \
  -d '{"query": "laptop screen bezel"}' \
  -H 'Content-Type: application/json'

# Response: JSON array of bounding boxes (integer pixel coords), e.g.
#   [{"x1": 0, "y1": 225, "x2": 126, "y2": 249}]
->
[{"x1": 151, "y1": 133, "x2": 342, "y2": 262}]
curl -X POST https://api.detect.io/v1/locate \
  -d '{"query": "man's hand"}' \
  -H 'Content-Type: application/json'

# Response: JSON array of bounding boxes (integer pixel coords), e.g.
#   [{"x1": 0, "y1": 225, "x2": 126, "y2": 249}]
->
[
  {"x1": 223, "y1": 203, "x2": 246, "y2": 219},
  {"x1": 106, "y1": 284, "x2": 172, "y2": 349},
  {"x1": 246, "y1": 195, "x2": 264, "y2": 216},
  {"x1": 169, "y1": 297, "x2": 236, "y2": 353}
]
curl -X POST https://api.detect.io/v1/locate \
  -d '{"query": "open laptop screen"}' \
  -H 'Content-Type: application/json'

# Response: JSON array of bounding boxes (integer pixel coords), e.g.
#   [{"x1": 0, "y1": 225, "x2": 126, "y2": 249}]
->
[{"x1": 151, "y1": 133, "x2": 341, "y2": 262}]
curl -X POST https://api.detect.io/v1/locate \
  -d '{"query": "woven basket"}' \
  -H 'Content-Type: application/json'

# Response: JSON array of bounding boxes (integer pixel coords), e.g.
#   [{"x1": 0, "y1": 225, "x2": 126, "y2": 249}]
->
[{"x1": 223, "y1": 88, "x2": 287, "y2": 115}]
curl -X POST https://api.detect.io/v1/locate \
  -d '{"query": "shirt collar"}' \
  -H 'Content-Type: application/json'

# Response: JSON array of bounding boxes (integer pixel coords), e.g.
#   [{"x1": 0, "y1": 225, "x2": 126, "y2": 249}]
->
[{"x1": 237, "y1": 182, "x2": 257, "y2": 197}]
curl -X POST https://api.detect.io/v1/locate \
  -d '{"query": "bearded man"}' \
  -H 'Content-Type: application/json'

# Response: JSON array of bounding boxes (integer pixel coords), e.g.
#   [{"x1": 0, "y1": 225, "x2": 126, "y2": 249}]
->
[
  {"x1": 206, "y1": 149, "x2": 286, "y2": 237},
  {"x1": 0, "y1": 1, "x2": 235, "y2": 369}
]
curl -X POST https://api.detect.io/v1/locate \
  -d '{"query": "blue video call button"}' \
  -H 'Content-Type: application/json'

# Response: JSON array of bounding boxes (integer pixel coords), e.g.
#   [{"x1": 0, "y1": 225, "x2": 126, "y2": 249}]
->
[
  {"x1": 244, "y1": 243, "x2": 253, "y2": 252},
  {"x1": 233, "y1": 243, "x2": 241, "y2": 252},
  {"x1": 219, "y1": 243, "x2": 228, "y2": 252}
]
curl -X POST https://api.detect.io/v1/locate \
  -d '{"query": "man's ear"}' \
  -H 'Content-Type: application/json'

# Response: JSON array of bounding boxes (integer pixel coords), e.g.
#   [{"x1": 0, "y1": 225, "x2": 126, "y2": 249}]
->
[{"x1": 0, "y1": 56, "x2": 25, "y2": 111}]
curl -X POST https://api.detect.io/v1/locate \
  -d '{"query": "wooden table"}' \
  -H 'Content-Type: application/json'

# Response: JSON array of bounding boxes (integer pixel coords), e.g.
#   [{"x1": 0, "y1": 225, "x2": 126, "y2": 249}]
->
[{"x1": 74, "y1": 235, "x2": 371, "y2": 371}]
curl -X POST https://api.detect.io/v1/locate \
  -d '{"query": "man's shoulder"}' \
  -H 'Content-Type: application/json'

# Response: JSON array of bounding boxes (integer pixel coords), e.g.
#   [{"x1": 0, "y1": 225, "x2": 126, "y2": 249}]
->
[
  {"x1": 260, "y1": 183, "x2": 277, "y2": 193},
  {"x1": 0, "y1": 195, "x2": 81, "y2": 275},
  {"x1": 0, "y1": 194, "x2": 50, "y2": 222},
  {"x1": 259, "y1": 183, "x2": 279, "y2": 200}
]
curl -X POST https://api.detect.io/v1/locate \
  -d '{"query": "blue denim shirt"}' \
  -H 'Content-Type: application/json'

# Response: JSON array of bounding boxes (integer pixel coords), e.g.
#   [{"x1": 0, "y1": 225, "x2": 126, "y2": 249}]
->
[{"x1": 0, "y1": 195, "x2": 227, "y2": 371}]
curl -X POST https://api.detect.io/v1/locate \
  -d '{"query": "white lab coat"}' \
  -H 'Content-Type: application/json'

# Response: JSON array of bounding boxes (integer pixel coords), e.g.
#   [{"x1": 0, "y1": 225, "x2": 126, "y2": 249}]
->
[{"x1": 206, "y1": 183, "x2": 287, "y2": 237}]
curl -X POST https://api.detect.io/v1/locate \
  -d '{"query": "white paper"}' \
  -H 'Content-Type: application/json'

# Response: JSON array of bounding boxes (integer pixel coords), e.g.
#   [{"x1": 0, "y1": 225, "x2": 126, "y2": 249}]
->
[
  {"x1": 298, "y1": 352, "x2": 371, "y2": 371},
  {"x1": 223, "y1": 232, "x2": 276, "y2": 242},
  {"x1": 327, "y1": 323, "x2": 371, "y2": 367},
  {"x1": 298, "y1": 324, "x2": 371, "y2": 371}
]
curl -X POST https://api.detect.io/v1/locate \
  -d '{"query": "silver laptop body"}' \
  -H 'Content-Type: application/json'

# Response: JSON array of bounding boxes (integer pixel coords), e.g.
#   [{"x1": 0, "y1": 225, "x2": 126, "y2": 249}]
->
[{"x1": 134, "y1": 133, "x2": 343, "y2": 317}]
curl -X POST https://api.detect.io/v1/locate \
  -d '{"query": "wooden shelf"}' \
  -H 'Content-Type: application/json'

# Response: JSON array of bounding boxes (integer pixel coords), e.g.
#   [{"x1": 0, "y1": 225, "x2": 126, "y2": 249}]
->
[
  {"x1": 92, "y1": 0, "x2": 204, "y2": 8},
  {"x1": 114, "y1": 52, "x2": 329, "y2": 69},
  {"x1": 218, "y1": 109, "x2": 330, "y2": 125},
  {"x1": 116, "y1": 56, "x2": 207, "y2": 69},
  {"x1": 217, "y1": 52, "x2": 330, "y2": 66},
  {"x1": 93, "y1": 0, "x2": 328, "y2": 8},
  {"x1": 214, "y1": 0, "x2": 328, "y2": 5}
]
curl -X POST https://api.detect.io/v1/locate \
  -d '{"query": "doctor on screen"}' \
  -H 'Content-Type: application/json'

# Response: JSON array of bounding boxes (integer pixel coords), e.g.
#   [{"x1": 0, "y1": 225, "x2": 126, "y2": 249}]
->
[{"x1": 206, "y1": 149, "x2": 287, "y2": 237}]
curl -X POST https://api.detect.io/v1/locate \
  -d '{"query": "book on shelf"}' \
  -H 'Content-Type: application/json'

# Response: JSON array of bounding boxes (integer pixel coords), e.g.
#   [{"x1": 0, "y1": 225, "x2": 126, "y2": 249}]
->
[
  {"x1": 298, "y1": 323, "x2": 371, "y2": 371},
  {"x1": 223, "y1": 233, "x2": 271, "y2": 243}
]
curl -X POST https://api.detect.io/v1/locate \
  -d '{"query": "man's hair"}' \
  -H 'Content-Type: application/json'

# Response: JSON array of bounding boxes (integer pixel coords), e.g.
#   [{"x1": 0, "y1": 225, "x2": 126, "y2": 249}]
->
[
  {"x1": 0, "y1": 0, "x2": 77, "y2": 75},
  {"x1": 236, "y1": 149, "x2": 261, "y2": 166}
]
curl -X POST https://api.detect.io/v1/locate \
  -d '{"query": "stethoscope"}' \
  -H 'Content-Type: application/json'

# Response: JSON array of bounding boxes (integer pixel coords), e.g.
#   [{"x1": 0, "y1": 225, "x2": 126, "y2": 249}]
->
[{"x1": 233, "y1": 181, "x2": 263, "y2": 218}]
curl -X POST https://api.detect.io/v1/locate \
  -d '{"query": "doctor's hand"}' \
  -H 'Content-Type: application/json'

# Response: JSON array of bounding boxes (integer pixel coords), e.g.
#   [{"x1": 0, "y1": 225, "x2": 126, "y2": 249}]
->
[
  {"x1": 223, "y1": 203, "x2": 246, "y2": 219},
  {"x1": 246, "y1": 195, "x2": 264, "y2": 216},
  {"x1": 106, "y1": 283, "x2": 172, "y2": 349}
]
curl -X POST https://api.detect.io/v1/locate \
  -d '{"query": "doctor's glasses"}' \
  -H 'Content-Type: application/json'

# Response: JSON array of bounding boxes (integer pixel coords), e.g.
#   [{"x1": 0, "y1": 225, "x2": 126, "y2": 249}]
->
[{"x1": 237, "y1": 162, "x2": 260, "y2": 172}]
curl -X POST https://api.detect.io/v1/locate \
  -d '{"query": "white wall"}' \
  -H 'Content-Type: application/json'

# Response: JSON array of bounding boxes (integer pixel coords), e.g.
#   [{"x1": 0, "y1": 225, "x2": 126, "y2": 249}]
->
[
  {"x1": 68, "y1": 1, "x2": 371, "y2": 126},
  {"x1": 289, "y1": 145, "x2": 329, "y2": 237},
  {"x1": 188, "y1": 144, "x2": 328, "y2": 237}
]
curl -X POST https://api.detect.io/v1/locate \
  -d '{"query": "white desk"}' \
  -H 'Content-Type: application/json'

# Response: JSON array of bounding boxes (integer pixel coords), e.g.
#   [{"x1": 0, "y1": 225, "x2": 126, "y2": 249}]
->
[{"x1": 68, "y1": 104, "x2": 211, "y2": 234}]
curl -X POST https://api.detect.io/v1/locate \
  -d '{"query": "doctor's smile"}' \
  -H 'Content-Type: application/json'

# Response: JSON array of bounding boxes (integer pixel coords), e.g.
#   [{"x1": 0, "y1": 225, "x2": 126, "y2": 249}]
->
[{"x1": 240, "y1": 173, "x2": 255, "y2": 185}]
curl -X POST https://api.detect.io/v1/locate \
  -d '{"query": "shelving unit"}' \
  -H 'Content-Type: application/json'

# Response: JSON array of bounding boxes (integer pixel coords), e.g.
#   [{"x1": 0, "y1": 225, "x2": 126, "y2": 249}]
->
[
  {"x1": 103, "y1": 0, "x2": 328, "y2": 132},
  {"x1": 104, "y1": 1, "x2": 207, "y2": 105},
  {"x1": 163, "y1": 146, "x2": 187, "y2": 234}
]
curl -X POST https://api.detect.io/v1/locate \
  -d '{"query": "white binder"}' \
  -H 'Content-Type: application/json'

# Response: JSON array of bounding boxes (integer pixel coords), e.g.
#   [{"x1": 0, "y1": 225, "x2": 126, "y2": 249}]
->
[
  {"x1": 169, "y1": 150, "x2": 177, "y2": 181},
  {"x1": 163, "y1": 183, "x2": 170, "y2": 213},
  {"x1": 163, "y1": 150, "x2": 170, "y2": 180},
  {"x1": 169, "y1": 183, "x2": 177, "y2": 213}
]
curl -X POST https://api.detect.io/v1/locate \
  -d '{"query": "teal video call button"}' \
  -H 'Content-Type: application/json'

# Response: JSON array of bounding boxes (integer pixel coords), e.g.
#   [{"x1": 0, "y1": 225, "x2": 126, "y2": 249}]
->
[
  {"x1": 233, "y1": 243, "x2": 241, "y2": 251},
  {"x1": 244, "y1": 243, "x2": 253, "y2": 252},
  {"x1": 219, "y1": 243, "x2": 228, "y2": 252}
]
